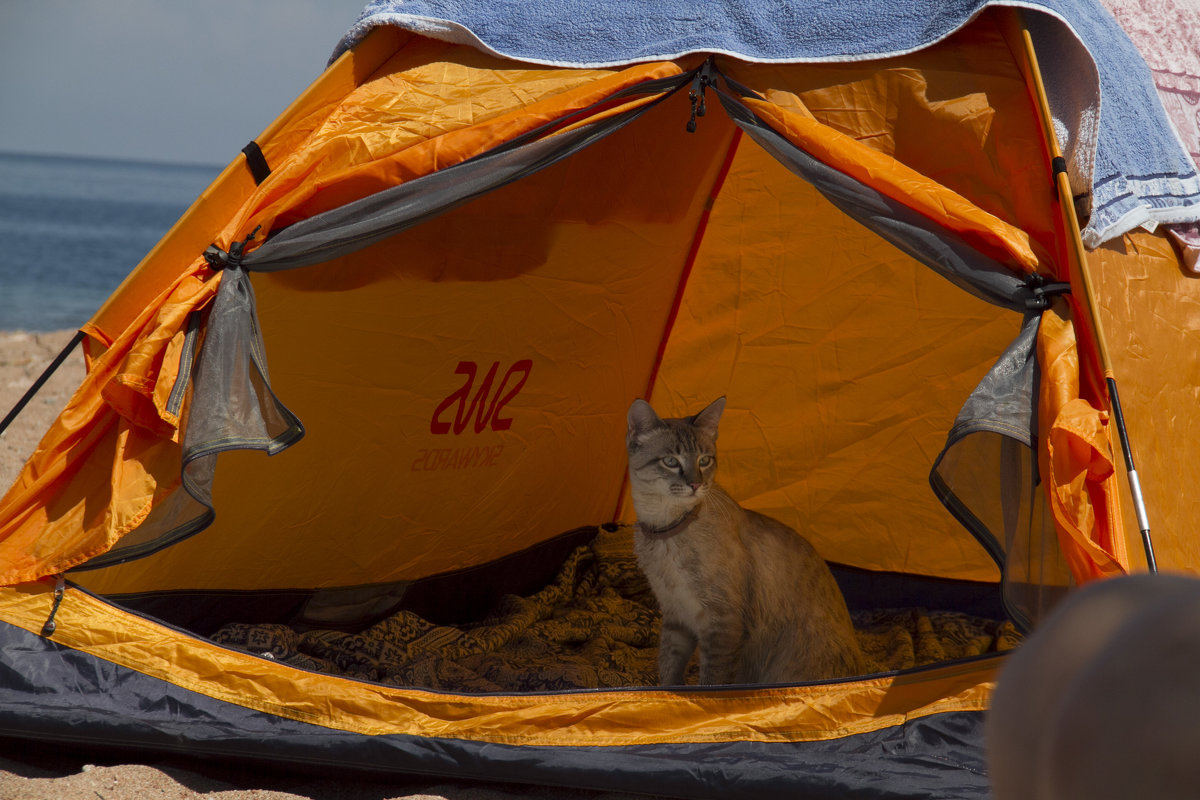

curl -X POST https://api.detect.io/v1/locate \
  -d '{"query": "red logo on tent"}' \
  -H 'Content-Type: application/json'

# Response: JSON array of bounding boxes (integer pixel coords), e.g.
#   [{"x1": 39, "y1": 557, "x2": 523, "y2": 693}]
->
[{"x1": 430, "y1": 360, "x2": 533, "y2": 434}]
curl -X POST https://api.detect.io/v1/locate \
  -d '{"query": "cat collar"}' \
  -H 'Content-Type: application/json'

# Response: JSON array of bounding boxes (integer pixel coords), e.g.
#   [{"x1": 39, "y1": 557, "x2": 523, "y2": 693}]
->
[{"x1": 637, "y1": 505, "x2": 701, "y2": 538}]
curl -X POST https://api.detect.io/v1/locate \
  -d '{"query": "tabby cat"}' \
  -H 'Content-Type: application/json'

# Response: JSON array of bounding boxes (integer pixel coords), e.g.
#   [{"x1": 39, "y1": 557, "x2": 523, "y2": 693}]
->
[{"x1": 626, "y1": 396, "x2": 864, "y2": 685}]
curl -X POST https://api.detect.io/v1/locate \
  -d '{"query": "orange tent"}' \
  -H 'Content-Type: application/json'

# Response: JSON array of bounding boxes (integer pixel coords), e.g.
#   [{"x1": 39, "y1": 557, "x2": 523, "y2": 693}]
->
[{"x1": 1, "y1": 2, "x2": 1198, "y2": 796}]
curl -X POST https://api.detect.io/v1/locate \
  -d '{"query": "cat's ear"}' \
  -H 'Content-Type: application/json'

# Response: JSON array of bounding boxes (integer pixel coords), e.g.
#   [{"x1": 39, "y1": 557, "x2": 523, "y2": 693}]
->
[
  {"x1": 691, "y1": 396, "x2": 726, "y2": 440},
  {"x1": 627, "y1": 399, "x2": 662, "y2": 446}
]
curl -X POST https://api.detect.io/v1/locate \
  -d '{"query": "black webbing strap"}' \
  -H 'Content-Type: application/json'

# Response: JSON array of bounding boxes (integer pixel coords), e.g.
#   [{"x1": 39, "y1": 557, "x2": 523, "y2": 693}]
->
[
  {"x1": 1024, "y1": 272, "x2": 1072, "y2": 310},
  {"x1": 203, "y1": 225, "x2": 262, "y2": 272},
  {"x1": 241, "y1": 141, "x2": 271, "y2": 185},
  {"x1": 0, "y1": 330, "x2": 86, "y2": 438},
  {"x1": 1051, "y1": 156, "x2": 1068, "y2": 179}
]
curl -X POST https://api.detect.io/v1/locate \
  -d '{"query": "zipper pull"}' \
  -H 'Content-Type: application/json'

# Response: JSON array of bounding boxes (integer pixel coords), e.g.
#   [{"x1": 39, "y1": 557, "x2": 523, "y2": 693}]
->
[
  {"x1": 41, "y1": 574, "x2": 66, "y2": 637},
  {"x1": 686, "y1": 58, "x2": 716, "y2": 133}
]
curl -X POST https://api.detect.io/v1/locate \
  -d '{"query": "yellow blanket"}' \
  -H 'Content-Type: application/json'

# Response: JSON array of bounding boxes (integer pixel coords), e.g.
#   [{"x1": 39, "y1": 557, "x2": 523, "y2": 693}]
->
[{"x1": 212, "y1": 528, "x2": 1021, "y2": 691}]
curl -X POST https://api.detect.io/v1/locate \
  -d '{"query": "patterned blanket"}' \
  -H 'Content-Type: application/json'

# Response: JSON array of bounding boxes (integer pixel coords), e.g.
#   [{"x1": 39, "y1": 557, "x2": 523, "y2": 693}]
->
[{"x1": 212, "y1": 528, "x2": 1021, "y2": 691}]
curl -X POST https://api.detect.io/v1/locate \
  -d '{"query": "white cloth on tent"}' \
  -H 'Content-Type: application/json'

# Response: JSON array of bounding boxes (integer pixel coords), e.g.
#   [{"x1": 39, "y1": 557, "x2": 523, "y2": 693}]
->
[{"x1": 1098, "y1": 0, "x2": 1200, "y2": 270}]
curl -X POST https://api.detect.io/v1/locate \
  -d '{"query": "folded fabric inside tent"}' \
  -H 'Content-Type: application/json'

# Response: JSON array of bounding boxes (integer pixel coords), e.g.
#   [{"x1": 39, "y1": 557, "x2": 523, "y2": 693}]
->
[{"x1": 210, "y1": 527, "x2": 1022, "y2": 692}]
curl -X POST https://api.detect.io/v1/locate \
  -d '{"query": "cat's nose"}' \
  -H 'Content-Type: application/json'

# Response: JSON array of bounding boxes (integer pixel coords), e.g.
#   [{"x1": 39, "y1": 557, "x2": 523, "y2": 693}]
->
[{"x1": 689, "y1": 483, "x2": 702, "y2": 493}]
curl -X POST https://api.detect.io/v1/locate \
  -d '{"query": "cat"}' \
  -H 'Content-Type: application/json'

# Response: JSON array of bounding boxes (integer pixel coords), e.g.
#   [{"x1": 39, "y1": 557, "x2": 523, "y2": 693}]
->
[{"x1": 626, "y1": 396, "x2": 864, "y2": 686}]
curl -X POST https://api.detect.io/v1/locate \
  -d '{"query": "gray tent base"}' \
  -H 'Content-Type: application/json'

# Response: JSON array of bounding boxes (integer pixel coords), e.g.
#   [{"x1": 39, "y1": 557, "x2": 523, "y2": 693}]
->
[{"x1": 0, "y1": 622, "x2": 991, "y2": 799}]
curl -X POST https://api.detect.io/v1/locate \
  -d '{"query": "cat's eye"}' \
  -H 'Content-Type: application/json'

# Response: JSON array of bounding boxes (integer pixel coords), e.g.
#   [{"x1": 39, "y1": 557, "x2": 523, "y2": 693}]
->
[
  {"x1": 698, "y1": 455, "x2": 713, "y2": 468},
  {"x1": 662, "y1": 456, "x2": 680, "y2": 468}
]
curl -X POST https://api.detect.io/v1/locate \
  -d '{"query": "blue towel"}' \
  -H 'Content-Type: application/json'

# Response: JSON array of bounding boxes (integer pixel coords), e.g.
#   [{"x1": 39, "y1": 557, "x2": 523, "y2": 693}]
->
[{"x1": 332, "y1": 0, "x2": 1200, "y2": 248}]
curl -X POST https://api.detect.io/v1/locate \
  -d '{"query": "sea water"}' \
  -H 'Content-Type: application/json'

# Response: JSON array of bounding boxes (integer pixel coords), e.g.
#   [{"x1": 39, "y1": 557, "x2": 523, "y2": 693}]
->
[{"x1": 0, "y1": 151, "x2": 219, "y2": 332}]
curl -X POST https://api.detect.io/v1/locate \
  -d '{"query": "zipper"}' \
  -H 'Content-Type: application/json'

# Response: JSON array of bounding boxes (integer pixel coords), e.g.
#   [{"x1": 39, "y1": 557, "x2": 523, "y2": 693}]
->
[
  {"x1": 165, "y1": 309, "x2": 204, "y2": 419},
  {"x1": 41, "y1": 574, "x2": 66, "y2": 637},
  {"x1": 686, "y1": 58, "x2": 716, "y2": 133}
]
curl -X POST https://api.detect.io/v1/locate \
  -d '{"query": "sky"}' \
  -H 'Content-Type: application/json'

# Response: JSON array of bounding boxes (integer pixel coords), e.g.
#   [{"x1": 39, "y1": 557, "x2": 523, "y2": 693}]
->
[{"x1": 0, "y1": 0, "x2": 371, "y2": 166}]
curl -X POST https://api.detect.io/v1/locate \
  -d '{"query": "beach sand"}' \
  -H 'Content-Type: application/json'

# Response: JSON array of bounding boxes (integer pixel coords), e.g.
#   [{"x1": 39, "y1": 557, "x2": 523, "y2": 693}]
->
[
  {"x1": 0, "y1": 735, "x2": 647, "y2": 800},
  {"x1": 0, "y1": 330, "x2": 85, "y2": 491},
  {"x1": 0, "y1": 330, "x2": 654, "y2": 800}
]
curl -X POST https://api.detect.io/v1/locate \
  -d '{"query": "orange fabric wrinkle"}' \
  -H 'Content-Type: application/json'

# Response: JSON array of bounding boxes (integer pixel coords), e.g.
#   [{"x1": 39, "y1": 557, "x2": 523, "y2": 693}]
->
[
  {"x1": 0, "y1": 261, "x2": 218, "y2": 584},
  {"x1": 1084, "y1": 233, "x2": 1200, "y2": 573},
  {"x1": 1037, "y1": 300, "x2": 1128, "y2": 584},
  {"x1": 214, "y1": 59, "x2": 686, "y2": 255},
  {"x1": 739, "y1": 96, "x2": 1040, "y2": 275}
]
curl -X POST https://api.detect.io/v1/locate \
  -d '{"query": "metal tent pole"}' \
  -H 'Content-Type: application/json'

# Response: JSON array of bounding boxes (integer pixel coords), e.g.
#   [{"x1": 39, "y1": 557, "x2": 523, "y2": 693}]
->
[{"x1": 1016, "y1": 17, "x2": 1158, "y2": 572}]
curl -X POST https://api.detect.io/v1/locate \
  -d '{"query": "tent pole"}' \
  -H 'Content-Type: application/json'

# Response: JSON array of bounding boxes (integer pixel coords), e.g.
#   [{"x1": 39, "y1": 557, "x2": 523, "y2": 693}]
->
[
  {"x1": 1105, "y1": 378, "x2": 1156, "y2": 571},
  {"x1": 0, "y1": 330, "x2": 84, "y2": 438},
  {"x1": 1015, "y1": 16, "x2": 1158, "y2": 573}
]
